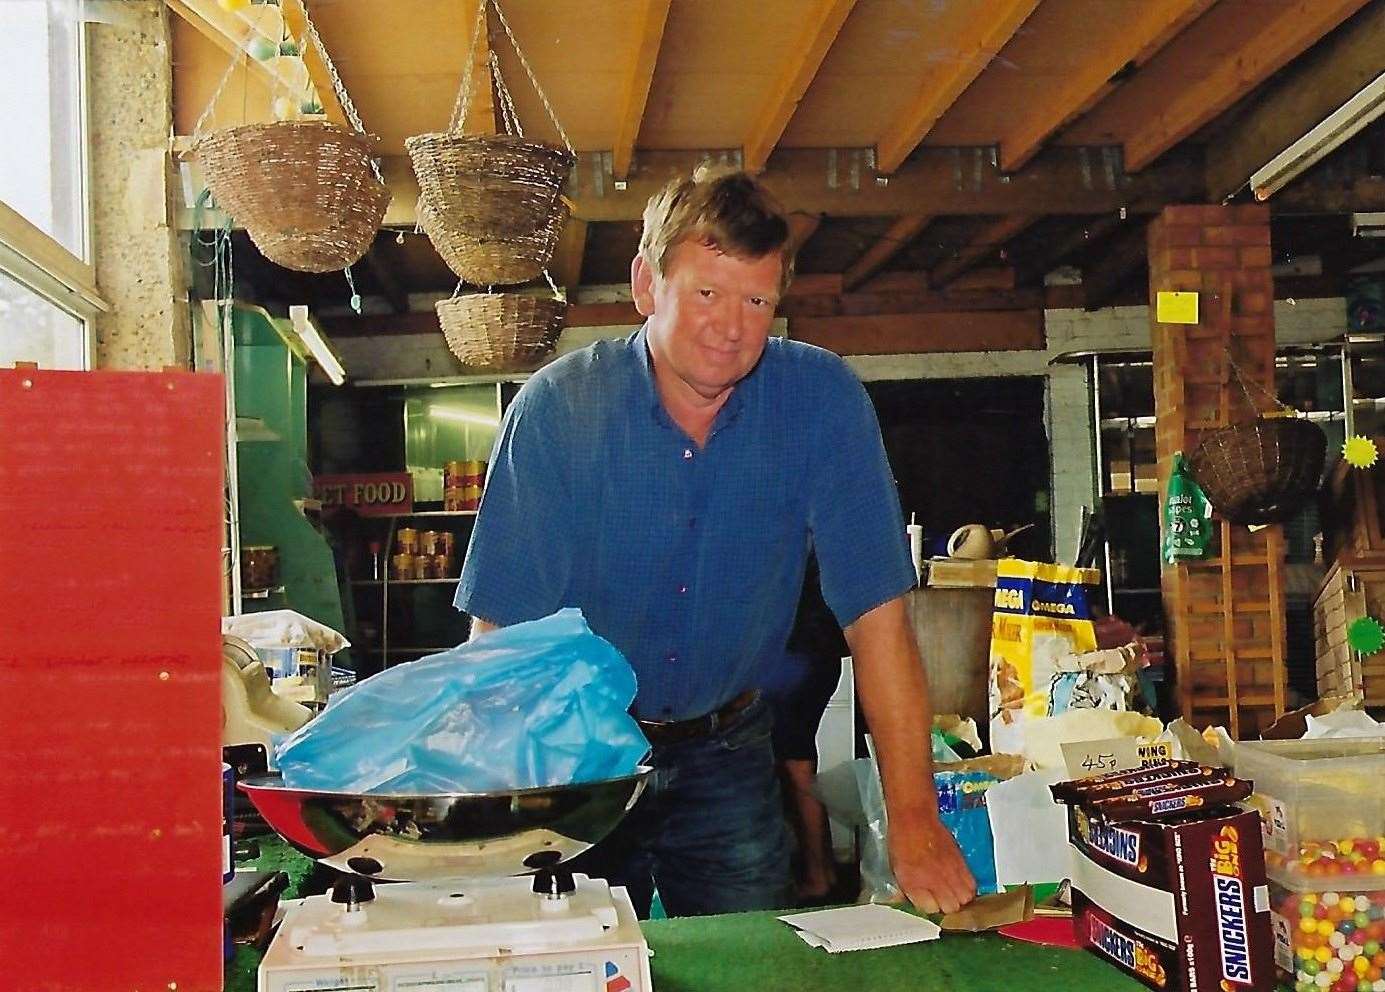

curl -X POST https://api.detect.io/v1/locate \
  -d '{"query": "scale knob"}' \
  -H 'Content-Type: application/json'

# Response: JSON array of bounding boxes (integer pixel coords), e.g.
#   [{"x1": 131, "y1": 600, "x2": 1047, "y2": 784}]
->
[
  {"x1": 331, "y1": 875, "x2": 376, "y2": 912},
  {"x1": 532, "y1": 868, "x2": 575, "y2": 900}
]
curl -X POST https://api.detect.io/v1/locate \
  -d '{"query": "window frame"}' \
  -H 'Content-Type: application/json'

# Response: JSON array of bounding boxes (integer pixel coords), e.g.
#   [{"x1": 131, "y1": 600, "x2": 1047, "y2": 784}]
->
[{"x1": 0, "y1": 4, "x2": 101, "y2": 371}]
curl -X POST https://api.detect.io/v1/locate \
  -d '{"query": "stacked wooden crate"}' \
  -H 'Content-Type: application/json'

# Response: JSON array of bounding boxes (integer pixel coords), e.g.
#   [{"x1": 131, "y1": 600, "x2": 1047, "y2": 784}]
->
[
  {"x1": 1149, "y1": 204, "x2": 1288, "y2": 739},
  {"x1": 1314, "y1": 457, "x2": 1385, "y2": 710}
]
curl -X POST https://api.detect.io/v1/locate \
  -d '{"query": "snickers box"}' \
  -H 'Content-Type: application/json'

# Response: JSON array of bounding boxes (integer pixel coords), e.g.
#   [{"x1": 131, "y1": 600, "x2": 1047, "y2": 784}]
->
[{"x1": 1056, "y1": 764, "x2": 1275, "y2": 992}]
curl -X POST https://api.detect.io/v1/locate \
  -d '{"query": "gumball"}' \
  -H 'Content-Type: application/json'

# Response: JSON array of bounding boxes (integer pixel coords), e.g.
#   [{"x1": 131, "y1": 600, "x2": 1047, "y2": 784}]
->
[
  {"x1": 1347, "y1": 899, "x2": 1361, "y2": 915},
  {"x1": 1369, "y1": 942, "x2": 1382, "y2": 958},
  {"x1": 1321, "y1": 947, "x2": 1338, "y2": 964},
  {"x1": 1344, "y1": 944, "x2": 1361, "y2": 961},
  {"x1": 1337, "y1": 932, "x2": 1352, "y2": 949},
  {"x1": 1375, "y1": 982, "x2": 1385, "y2": 992},
  {"x1": 1361, "y1": 915, "x2": 1374, "y2": 930},
  {"x1": 1360, "y1": 957, "x2": 1373, "y2": 977},
  {"x1": 1317, "y1": 974, "x2": 1335, "y2": 990},
  {"x1": 1309, "y1": 916, "x2": 1329, "y2": 933},
  {"x1": 1369, "y1": 967, "x2": 1382, "y2": 983},
  {"x1": 1347, "y1": 923, "x2": 1361, "y2": 938},
  {"x1": 1325, "y1": 920, "x2": 1341, "y2": 938},
  {"x1": 1354, "y1": 931, "x2": 1371, "y2": 946},
  {"x1": 1305, "y1": 960, "x2": 1322, "y2": 976},
  {"x1": 1372, "y1": 952, "x2": 1385, "y2": 968},
  {"x1": 1331, "y1": 958, "x2": 1347, "y2": 975},
  {"x1": 1373, "y1": 860, "x2": 1385, "y2": 876},
  {"x1": 1329, "y1": 893, "x2": 1345, "y2": 907}
]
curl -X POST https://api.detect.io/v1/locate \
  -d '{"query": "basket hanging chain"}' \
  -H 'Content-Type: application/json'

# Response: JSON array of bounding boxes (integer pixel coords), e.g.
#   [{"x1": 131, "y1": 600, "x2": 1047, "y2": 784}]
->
[
  {"x1": 490, "y1": 51, "x2": 525, "y2": 137},
  {"x1": 1224, "y1": 347, "x2": 1288, "y2": 418},
  {"x1": 490, "y1": 0, "x2": 574, "y2": 152},
  {"x1": 298, "y1": 0, "x2": 385, "y2": 184},
  {"x1": 448, "y1": 0, "x2": 492, "y2": 133},
  {"x1": 190, "y1": 43, "x2": 253, "y2": 144}
]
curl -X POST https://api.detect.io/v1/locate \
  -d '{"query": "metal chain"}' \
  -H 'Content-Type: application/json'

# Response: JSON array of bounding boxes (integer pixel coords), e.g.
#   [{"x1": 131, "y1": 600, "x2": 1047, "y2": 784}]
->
[
  {"x1": 1224, "y1": 346, "x2": 1286, "y2": 416},
  {"x1": 491, "y1": 51, "x2": 524, "y2": 137},
  {"x1": 449, "y1": 0, "x2": 491, "y2": 133},
  {"x1": 190, "y1": 40, "x2": 252, "y2": 143},
  {"x1": 489, "y1": 0, "x2": 574, "y2": 151},
  {"x1": 298, "y1": 0, "x2": 385, "y2": 183}
]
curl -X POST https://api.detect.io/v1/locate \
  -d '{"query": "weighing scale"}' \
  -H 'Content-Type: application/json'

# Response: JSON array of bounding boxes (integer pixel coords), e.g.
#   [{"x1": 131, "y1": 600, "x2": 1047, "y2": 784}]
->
[{"x1": 240, "y1": 769, "x2": 654, "y2": 992}]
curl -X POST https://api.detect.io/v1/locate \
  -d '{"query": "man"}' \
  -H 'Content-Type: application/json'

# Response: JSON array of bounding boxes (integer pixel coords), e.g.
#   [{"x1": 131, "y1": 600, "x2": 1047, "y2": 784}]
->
[{"x1": 455, "y1": 166, "x2": 975, "y2": 918}]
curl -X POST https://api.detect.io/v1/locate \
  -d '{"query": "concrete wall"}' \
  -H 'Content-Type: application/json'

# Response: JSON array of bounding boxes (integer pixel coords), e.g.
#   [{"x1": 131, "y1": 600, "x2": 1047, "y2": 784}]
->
[{"x1": 87, "y1": 1, "x2": 189, "y2": 370}]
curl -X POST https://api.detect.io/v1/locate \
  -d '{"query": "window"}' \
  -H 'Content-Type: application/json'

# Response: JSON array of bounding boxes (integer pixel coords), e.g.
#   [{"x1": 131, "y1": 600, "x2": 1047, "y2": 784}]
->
[
  {"x1": 0, "y1": 0, "x2": 94, "y2": 371},
  {"x1": 0, "y1": 268, "x2": 87, "y2": 370},
  {"x1": 0, "y1": 0, "x2": 86, "y2": 260}
]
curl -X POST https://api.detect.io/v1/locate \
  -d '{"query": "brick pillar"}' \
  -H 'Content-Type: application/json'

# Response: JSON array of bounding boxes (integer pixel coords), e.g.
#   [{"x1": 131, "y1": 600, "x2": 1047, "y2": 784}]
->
[{"x1": 1149, "y1": 204, "x2": 1288, "y2": 739}]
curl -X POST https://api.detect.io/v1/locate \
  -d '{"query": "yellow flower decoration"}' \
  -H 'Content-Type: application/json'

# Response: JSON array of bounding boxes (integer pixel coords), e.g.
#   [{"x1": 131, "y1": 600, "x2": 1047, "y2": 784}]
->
[{"x1": 1344, "y1": 435, "x2": 1379, "y2": 470}]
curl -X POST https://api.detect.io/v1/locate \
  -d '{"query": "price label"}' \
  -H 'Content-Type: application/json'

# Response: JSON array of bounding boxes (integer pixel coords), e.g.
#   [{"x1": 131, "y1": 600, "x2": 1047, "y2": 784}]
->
[{"x1": 1061, "y1": 737, "x2": 1143, "y2": 779}]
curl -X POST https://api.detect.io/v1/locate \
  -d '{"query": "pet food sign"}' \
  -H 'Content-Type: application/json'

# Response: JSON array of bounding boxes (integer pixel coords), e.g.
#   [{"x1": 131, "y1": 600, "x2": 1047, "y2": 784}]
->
[{"x1": 313, "y1": 472, "x2": 413, "y2": 516}]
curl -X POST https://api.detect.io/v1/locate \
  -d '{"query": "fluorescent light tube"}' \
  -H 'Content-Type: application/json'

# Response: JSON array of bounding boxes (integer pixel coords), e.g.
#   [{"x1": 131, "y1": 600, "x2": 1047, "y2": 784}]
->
[{"x1": 1252, "y1": 71, "x2": 1385, "y2": 201}]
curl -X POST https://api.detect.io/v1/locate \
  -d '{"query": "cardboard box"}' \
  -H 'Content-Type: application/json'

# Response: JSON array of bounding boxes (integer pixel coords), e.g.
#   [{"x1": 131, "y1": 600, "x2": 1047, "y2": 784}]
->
[{"x1": 1065, "y1": 805, "x2": 1275, "y2": 991}]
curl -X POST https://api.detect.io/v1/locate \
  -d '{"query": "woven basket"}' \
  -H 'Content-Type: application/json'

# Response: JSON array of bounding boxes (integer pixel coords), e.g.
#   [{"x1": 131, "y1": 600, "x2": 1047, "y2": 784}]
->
[
  {"x1": 1187, "y1": 416, "x2": 1328, "y2": 525},
  {"x1": 420, "y1": 197, "x2": 568, "y2": 286},
  {"x1": 437, "y1": 293, "x2": 566, "y2": 371},
  {"x1": 406, "y1": 133, "x2": 573, "y2": 238},
  {"x1": 195, "y1": 121, "x2": 389, "y2": 272}
]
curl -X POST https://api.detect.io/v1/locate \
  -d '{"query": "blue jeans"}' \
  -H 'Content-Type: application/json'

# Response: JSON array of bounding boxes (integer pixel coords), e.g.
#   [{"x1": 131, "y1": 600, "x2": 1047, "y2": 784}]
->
[{"x1": 568, "y1": 695, "x2": 792, "y2": 917}]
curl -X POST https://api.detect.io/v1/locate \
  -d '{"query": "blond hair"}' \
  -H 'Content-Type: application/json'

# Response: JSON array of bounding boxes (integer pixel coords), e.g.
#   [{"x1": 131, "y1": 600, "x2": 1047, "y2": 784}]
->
[{"x1": 639, "y1": 164, "x2": 795, "y2": 290}]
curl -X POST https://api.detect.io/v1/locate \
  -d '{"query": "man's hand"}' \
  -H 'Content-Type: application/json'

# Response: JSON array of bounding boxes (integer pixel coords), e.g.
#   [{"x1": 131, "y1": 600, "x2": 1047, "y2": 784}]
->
[{"x1": 887, "y1": 806, "x2": 976, "y2": 915}]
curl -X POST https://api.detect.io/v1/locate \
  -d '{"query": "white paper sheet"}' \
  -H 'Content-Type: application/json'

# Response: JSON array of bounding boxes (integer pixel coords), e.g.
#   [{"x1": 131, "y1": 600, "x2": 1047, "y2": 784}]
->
[
  {"x1": 986, "y1": 768, "x2": 1070, "y2": 887},
  {"x1": 777, "y1": 904, "x2": 941, "y2": 953}
]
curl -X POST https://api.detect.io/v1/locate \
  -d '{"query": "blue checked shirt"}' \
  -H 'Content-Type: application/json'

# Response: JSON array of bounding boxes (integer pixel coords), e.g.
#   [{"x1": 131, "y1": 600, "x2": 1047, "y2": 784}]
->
[{"x1": 455, "y1": 325, "x2": 915, "y2": 721}]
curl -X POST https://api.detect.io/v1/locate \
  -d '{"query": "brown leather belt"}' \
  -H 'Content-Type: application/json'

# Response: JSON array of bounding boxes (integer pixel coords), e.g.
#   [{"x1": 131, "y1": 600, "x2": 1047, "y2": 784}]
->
[{"x1": 636, "y1": 689, "x2": 759, "y2": 746}]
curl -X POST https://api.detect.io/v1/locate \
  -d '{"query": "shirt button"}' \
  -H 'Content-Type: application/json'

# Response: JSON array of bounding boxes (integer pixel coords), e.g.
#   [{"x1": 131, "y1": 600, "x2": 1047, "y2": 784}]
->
[
  {"x1": 678, "y1": 584, "x2": 688, "y2": 594},
  {"x1": 667, "y1": 653, "x2": 677, "y2": 663},
  {"x1": 682, "y1": 448, "x2": 693, "y2": 460}
]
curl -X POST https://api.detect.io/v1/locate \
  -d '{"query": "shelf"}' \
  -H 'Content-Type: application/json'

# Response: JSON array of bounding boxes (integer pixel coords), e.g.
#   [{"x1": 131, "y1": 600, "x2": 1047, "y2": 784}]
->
[
  {"x1": 352, "y1": 579, "x2": 459, "y2": 586},
  {"x1": 242, "y1": 586, "x2": 284, "y2": 600},
  {"x1": 377, "y1": 510, "x2": 478, "y2": 518}
]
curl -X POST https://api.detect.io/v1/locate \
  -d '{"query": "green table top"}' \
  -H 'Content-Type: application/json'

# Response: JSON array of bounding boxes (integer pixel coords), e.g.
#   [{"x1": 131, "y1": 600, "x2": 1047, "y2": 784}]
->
[{"x1": 228, "y1": 839, "x2": 1143, "y2": 992}]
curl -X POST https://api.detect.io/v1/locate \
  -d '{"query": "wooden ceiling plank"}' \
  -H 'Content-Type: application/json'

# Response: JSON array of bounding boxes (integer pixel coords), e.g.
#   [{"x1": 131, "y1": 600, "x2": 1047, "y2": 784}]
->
[
  {"x1": 464, "y1": 0, "x2": 496, "y2": 135},
  {"x1": 1018, "y1": 214, "x2": 1123, "y2": 283},
  {"x1": 1207, "y1": 0, "x2": 1385, "y2": 199},
  {"x1": 999, "y1": 0, "x2": 1215, "y2": 173},
  {"x1": 786, "y1": 213, "x2": 823, "y2": 254},
  {"x1": 743, "y1": 0, "x2": 859, "y2": 174},
  {"x1": 841, "y1": 213, "x2": 933, "y2": 291},
  {"x1": 930, "y1": 215, "x2": 1036, "y2": 288},
  {"x1": 1122, "y1": 0, "x2": 1372, "y2": 172},
  {"x1": 551, "y1": 217, "x2": 589, "y2": 292},
  {"x1": 873, "y1": 0, "x2": 1040, "y2": 175},
  {"x1": 612, "y1": 0, "x2": 673, "y2": 180},
  {"x1": 791, "y1": 310, "x2": 1044, "y2": 356}
]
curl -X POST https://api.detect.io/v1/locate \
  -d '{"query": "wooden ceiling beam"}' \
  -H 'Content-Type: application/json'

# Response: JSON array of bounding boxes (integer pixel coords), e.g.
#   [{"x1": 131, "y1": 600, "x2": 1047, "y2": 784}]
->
[
  {"x1": 786, "y1": 213, "x2": 823, "y2": 254},
  {"x1": 1206, "y1": 0, "x2": 1385, "y2": 199},
  {"x1": 612, "y1": 0, "x2": 672, "y2": 180},
  {"x1": 362, "y1": 243, "x2": 408, "y2": 314},
  {"x1": 743, "y1": 0, "x2": 859, "y2": 174},
  {"x1": 184, "y1": 146, "x2": 1204, "y2": 230},
  {"x1": 873, "y1": 0, "x2": 1040, "y2": 174},
  {"x1": 999, "y1": 0, "x2": 1215, "y2": 172},
  {"x1": 841, "y1": 213, "x2": 932, "y2": 291},
  {"x1": 550, "y1": 217, "x2": 589, "y2": 292},
  {"x1": 792, "y1": 310, "x2": 1044, "y2": 356},
  {"x1": 1017, "y1": 214, "x2": 1123, "y2": 283},
  {"x1": 1082, "y1": 222, "x2": 1151, "y2": 310},
  {"x1": 1122, "y1": 0, "x2": 1372, "y2": 172},
  {"x1": 930, "y1": 215, "x2": 1037, "y2": 289},
  {"x1": 165, "y1": 0, "x2": 346, "y2": 123}
]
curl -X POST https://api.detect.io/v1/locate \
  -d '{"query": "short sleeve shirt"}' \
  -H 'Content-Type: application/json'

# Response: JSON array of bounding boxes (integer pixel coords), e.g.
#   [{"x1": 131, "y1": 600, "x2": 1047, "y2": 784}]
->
[{"x1": 455, "y1": 326, "x2": 914, "y2": 721}]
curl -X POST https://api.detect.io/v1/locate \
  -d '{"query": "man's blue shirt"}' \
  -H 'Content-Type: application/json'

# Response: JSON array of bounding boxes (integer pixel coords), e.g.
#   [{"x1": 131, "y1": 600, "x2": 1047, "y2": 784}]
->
[{"x1": 455, "y1": 325, "x2": 914, "y2": 721}]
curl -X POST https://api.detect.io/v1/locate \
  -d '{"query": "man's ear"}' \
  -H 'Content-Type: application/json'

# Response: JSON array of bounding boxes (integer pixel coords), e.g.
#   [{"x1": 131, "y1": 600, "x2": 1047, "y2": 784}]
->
[{"x1": 631, "y1": 254, "x2": 656, "y2": 317}]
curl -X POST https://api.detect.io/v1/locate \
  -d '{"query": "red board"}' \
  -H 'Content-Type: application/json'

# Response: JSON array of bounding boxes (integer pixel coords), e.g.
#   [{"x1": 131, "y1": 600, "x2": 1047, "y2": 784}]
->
[
  {"x1": 0, "y1": 370, "x2": 225, "y2": 991},
  {"x1": 313, "y1": 471, "x2": 413, "y2": 516}
]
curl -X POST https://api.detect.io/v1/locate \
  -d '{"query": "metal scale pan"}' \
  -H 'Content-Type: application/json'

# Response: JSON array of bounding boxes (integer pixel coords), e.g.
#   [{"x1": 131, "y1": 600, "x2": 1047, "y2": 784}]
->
[{"x1": 239, "y1": 768, "x2": 653, "y2": 882}]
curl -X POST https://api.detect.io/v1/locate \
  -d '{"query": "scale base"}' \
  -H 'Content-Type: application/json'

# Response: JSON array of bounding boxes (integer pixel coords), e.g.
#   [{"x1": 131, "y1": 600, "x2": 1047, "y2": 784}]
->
[{"x1": 259, "y1": 874, "x2": 651, "y2": 992}]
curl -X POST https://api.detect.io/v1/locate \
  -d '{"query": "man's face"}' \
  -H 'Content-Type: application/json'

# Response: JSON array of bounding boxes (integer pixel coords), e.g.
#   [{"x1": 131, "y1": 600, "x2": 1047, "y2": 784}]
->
[{"x1": 633, "y1": 239, "x2": 783, "y2": 403}]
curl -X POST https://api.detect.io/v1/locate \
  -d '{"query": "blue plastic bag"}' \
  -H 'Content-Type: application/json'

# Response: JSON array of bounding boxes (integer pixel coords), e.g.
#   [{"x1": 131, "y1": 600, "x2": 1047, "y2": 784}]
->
[
  {"x1": 275, "y1": 609, "x2": 650, "y2": 793},
  {"x1": 934, "y1": 770, "x2": 1001, "y2": 896}
]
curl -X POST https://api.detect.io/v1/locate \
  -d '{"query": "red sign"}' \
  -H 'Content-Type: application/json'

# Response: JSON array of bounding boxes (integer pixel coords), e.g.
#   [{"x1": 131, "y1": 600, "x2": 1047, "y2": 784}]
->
[{"x1": 314, "y1": 472, "x2": 413, "y2": 516}]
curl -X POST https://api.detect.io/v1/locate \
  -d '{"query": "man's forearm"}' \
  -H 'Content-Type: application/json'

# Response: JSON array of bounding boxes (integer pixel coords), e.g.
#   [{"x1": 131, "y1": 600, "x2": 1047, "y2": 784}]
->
[
  {"x1": 469, "y1": 616, "x2": 499, "y2": 639},
  {"x1": 844, "y1": 594, "x2": 939, "y2": 820}
]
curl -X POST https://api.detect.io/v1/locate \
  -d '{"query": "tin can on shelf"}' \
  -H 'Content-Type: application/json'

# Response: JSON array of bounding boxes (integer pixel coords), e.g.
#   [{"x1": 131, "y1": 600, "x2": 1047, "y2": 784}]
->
[
  {"x1": 390, "y1": 553, "x2": 414, "y2": 580},
  {"x1": 462, "y1": 483, "x2": 483, "y2": 510},
  {"x1": 418, "y1": 530, "x2": 445, "y2": 556},
  {"x1": 411, "y1": 555, "x2": 430, "y2": 581},
  {"x1": 438, "y1": 532, "x2": 456, "y2": 557},
  {"x1": 395, "y1": 528, "x2": 419, "y2": 554},
  {"x1": 443, "y1": 460, "x2": 466, "y2": 489},
  {"x1": 444, "y1": 487, "x2": 466, "y2": 511}
]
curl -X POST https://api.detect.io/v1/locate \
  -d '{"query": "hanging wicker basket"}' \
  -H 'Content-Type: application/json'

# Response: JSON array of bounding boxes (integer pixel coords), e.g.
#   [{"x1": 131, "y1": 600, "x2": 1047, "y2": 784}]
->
[
  {"x1": 407, "y1": 132, "x2": 573, "y2": 238},
  {"x1": 437, "y1": 293, "x2": 566, "y2": 371},
  {"x1": 1187, "y1": 416, "x2": 1328, "y2": 525},
  {"x1": 195, "y1": 120, "x2": 389, "y2": 272},
  {"x1": 419, "y1": 195, "x2": 568, "y2": 286}
]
